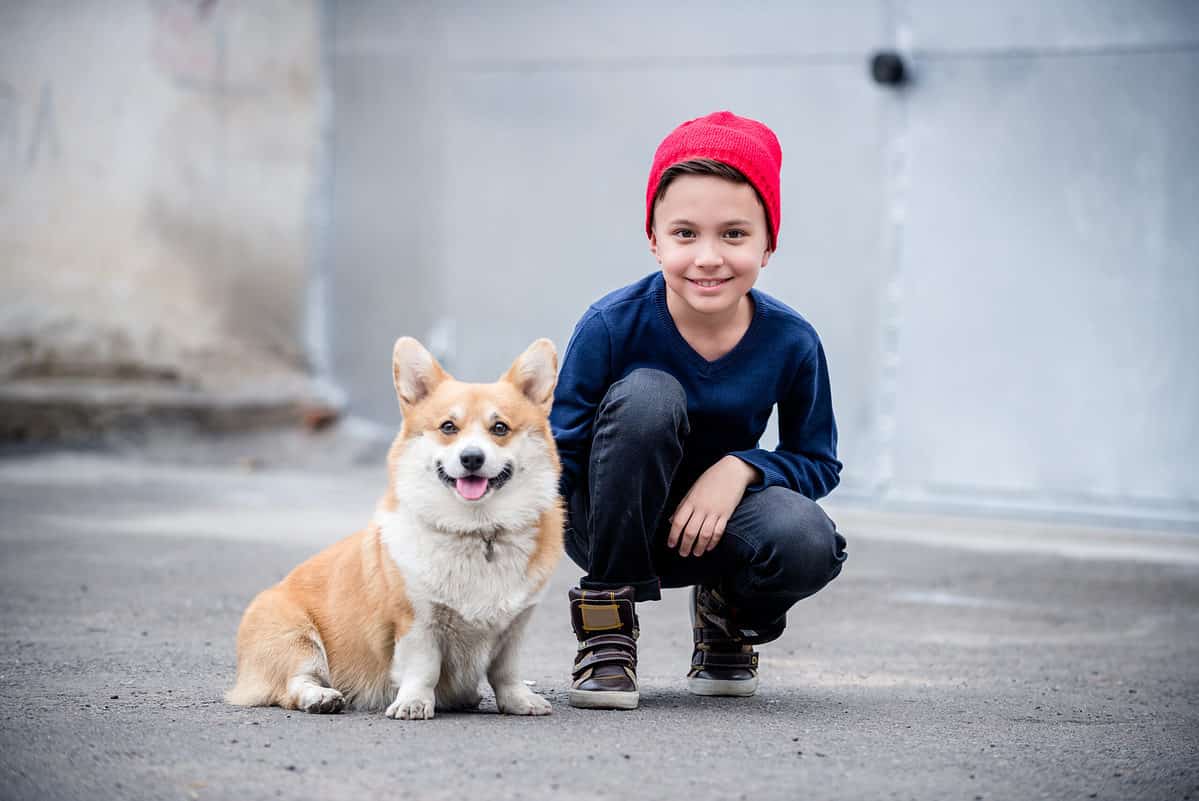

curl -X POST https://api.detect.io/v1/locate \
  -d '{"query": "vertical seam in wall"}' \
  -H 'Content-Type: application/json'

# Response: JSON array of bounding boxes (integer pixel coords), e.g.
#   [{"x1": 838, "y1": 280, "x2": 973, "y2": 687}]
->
[
  {"x1": 305, "y1": 0, "x2": 339, "y2": 404},
  {"x1": 874, "y1": 0, "x2": 912, "y2": 500}
]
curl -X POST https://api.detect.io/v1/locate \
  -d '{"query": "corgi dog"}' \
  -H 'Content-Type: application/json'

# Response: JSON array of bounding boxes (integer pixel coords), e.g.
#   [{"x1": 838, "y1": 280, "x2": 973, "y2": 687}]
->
[{"x1": 226, "y1": 337, "x2": 563, "y2": 719}]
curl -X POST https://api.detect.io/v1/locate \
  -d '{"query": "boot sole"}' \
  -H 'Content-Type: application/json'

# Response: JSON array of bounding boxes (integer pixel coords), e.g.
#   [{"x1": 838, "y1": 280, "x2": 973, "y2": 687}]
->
[
  {"x1": 568, "y1": 689, "x2": 639, "y2": 710},
  {"x1": 687, "y1": 675, "x2": 759, "y2": 697}
]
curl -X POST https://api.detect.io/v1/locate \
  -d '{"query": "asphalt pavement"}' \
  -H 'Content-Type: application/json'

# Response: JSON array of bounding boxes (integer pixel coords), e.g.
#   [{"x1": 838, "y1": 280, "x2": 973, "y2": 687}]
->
[{"x1": 1, "y1": 447, "x2": 1196, "y2": 801}]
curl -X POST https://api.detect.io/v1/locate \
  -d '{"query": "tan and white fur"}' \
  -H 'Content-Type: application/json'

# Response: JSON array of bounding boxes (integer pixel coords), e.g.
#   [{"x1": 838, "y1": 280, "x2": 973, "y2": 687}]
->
[{"x1": 227, "y1": 337, "x2": 563, "y2": 719}]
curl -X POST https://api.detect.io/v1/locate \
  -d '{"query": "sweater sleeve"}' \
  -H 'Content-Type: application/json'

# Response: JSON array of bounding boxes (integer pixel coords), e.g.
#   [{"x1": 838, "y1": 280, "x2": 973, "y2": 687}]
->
[
  {"x1": 549, "y1": 310, "x2": 613, "y2": 502},
  {"x1": 729, "y1": 340, "x2": 842, "y2": 500}
]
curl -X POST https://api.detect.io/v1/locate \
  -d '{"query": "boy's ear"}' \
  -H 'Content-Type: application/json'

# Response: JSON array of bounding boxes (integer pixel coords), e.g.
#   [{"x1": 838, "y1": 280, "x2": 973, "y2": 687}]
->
[
  {"x1": 760, "y1": 248, "x2": 772, "y2": 269},
  {"x1": 649, "y1": 230, "x2": 661, "y2": 263},
  {"x1": 393, "y1": 337, "x2": 449, "y2": 410},
  {"x1": 502, "y1": 338, "x2": 558, "y2": 410}
]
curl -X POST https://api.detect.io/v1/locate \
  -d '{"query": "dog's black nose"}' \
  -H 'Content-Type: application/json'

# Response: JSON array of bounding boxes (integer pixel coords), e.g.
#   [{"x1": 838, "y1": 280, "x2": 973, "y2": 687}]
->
[{"x1": 459, "y1": 447, "x2": 485, "y2": 472}]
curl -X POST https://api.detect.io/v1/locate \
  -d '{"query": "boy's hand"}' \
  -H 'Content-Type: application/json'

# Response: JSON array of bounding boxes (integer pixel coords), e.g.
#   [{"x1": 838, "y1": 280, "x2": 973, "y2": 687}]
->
[{"x1": 668, "y1": 456, "x2": 760, "y2": 557}]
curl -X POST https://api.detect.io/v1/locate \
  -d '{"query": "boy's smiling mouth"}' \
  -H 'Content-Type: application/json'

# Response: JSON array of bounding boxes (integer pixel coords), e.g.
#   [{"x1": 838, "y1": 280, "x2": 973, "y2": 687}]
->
[{"x1": 688, "y1": 277, "x2": 732, "y2": 288}]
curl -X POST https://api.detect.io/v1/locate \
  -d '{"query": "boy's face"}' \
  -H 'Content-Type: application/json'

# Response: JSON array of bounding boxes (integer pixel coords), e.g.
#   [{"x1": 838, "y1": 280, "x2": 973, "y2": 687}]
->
[{"x1": 649, "y1": 174, "x2": 772, "y2": 323}]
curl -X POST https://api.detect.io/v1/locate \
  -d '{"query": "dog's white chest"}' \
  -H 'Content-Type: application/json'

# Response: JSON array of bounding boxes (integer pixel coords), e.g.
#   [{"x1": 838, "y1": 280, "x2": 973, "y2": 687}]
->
[
  {"x1": 380, "y1": 513, "x2": 544, "y2": 708},
  {"x1": 379, "y1": 512, "x2": 541, "y2": 628}
]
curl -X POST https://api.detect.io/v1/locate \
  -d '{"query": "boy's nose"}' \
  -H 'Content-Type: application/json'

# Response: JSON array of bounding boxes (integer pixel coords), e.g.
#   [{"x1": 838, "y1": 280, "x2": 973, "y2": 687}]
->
[{"x1": 694, "y1": 242, "x2": 723, "y2": 267}]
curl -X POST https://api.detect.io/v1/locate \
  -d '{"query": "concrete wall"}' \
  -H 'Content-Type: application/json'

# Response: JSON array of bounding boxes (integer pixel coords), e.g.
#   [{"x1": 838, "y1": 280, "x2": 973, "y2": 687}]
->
[
  {"x1": 326, "y1": 1, "x2": 1199, "y2": 528},
  {"x1": 3, "y1": 2, "x2": 1194, "y2": 527},
  {"x1": 891, "y1": 3, "x2": 1199, "y2": 524},
  {"x1": 0, "y1": 0, "x2": 331, "y2": 436}
]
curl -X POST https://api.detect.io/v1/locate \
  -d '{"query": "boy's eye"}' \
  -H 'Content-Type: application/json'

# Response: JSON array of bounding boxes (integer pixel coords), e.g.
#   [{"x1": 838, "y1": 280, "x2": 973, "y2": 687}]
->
[
  {"x1": 439, "y1": 421, "x2": 458, "y2": 435},
  {"x1": 724, "y1": 229, "x2": 746, "y2": 240},
  {"x1": 490, "y1": 421, "x2": 510, "y2": 437},
  {"x1": 672, "y1": 228, "x2": 695, "y2": 239}
]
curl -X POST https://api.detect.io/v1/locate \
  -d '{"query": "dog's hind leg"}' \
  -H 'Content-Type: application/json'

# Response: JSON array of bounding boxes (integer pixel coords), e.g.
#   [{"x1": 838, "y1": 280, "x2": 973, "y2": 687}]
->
[
  {"x1": 226, "y1": 588, "x2": 345, "y2": 714},
  {"x1": 283, "y1": 638, "x2": 345, "y2": 714}
]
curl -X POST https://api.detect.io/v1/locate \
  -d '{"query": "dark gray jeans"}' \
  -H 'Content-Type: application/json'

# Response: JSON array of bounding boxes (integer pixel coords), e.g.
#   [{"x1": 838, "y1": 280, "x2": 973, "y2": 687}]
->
[{"x1": 564, "y1": 369, "x2": 847, "y2": 642}]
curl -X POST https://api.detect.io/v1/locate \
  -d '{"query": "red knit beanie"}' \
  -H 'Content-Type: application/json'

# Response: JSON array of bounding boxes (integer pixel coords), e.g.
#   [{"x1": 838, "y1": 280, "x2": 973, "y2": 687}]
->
[{"x1": 645, "y1": 110, "x2": 783, "y2": 251}]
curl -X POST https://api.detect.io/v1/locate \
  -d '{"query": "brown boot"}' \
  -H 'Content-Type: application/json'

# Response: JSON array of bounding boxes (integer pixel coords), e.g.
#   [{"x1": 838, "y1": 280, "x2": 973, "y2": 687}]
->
[
  {"x1": 568, "y1": 586, "x2": 639, "y2": 710},
  {"x1": 687, "y1": 585, "x2": 760, "y2": 697}
]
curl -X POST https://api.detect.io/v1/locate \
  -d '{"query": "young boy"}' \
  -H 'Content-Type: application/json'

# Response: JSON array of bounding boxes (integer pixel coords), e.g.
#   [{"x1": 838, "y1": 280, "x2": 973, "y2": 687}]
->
[{"x1": 551, "y1": 111, "x2": 848, "y2": 710}]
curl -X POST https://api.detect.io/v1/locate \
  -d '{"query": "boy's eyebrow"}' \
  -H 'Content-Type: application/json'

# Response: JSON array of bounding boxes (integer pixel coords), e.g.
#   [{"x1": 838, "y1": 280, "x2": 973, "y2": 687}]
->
[{"x1": 666, "y1": 217, "x2": 756, "y2": 227}]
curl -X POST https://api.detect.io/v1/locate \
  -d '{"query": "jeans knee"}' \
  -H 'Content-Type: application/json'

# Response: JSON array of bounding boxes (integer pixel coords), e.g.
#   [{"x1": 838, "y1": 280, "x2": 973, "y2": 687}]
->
[
  {"x1": 750, "y1": 491, "x2": 846, "y2": 596},
  {"x1": 597, "y1": 368, "x2": 688, "y2": 442}
]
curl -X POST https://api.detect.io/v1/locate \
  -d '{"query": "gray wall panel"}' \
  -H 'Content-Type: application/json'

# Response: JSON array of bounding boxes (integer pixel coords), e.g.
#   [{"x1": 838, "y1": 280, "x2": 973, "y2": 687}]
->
[
  {"x1": 326, "y1": 52, "x2": 449, "y2": 424},
  {"x1": 383, "y1": 0, "x2": 892, "y2": 62},
  {"x1": 893, "y1": 50, "x2": 1199, "y2": 519},
  {"x1": 904, "y1": 0, "x2": 1199, "y2": 51}
]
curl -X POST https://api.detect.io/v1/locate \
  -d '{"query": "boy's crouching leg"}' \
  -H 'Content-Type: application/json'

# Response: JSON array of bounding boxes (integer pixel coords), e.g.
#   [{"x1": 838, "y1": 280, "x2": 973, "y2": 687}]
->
[
  {"x1": 568, "y1": 367, "x2": 689, "y2": 612},
  {"x1": 729, "y1": 487, "x2": 847, "y2": 624},
  {"x1": 595, "y1": 368, "x2": 689, "y2": 449},
  {"x1": 688, "y1": 488, "x2": 847, "y2": 695}
]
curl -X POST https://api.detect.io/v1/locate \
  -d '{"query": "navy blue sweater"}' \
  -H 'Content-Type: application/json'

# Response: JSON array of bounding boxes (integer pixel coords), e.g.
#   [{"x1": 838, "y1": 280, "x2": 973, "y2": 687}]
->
[{"x1": 551, "y1": 272, "x2": 841, "y2": 504}]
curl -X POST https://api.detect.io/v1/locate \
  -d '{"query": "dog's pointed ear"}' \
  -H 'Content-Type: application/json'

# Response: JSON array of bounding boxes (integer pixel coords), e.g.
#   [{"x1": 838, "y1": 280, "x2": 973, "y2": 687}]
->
[
  {"x1": 393, "y1": 337, "x2": 448, "y2": 410},
  {"x1": 502, "y1": 338, "x2": 557, "y2": 409}
]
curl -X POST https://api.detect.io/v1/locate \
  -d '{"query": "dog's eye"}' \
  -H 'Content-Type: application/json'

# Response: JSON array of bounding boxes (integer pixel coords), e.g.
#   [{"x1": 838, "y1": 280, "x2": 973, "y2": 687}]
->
[
  {"x1": 490, "y1": 421, "x2": 510, "y2": 437},
  {"x1": 439, "y1": 421, "x2": 458, "y2": 435}
]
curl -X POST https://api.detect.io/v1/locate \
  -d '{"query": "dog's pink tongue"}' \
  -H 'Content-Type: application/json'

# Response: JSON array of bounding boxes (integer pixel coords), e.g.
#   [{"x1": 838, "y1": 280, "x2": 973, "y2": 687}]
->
[{"x1": 456, "y1": 476, "x2": 488, "y2": 501}]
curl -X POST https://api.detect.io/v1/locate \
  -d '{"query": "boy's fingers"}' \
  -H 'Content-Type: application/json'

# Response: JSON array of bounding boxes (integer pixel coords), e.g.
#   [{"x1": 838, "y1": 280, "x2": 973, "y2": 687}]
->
[
  {"x1": 679, "y1": 513, "x2": 705, "y2": 557},
  {"x1": 693, "y1": 515, "x2": 717, "y2": 556},
  {"x1": 668, "y1": 506, "x2": 693, "y2": 548},
  {"x1": 705, "y1": 517, "x2": 726, "y2": 553}
]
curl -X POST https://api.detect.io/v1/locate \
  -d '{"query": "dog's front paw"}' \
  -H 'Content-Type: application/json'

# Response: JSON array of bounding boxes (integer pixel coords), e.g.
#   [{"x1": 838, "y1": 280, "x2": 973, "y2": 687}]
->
[
  {"x1": 298, "y1": 686, "x2": 345, "y2": 715},
  {"x1": 386, "y1": 694, "x2": 435, "y2": 720},
  {"x1": 495, "y1": 685, "x2": 552, "y2": 716}
]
